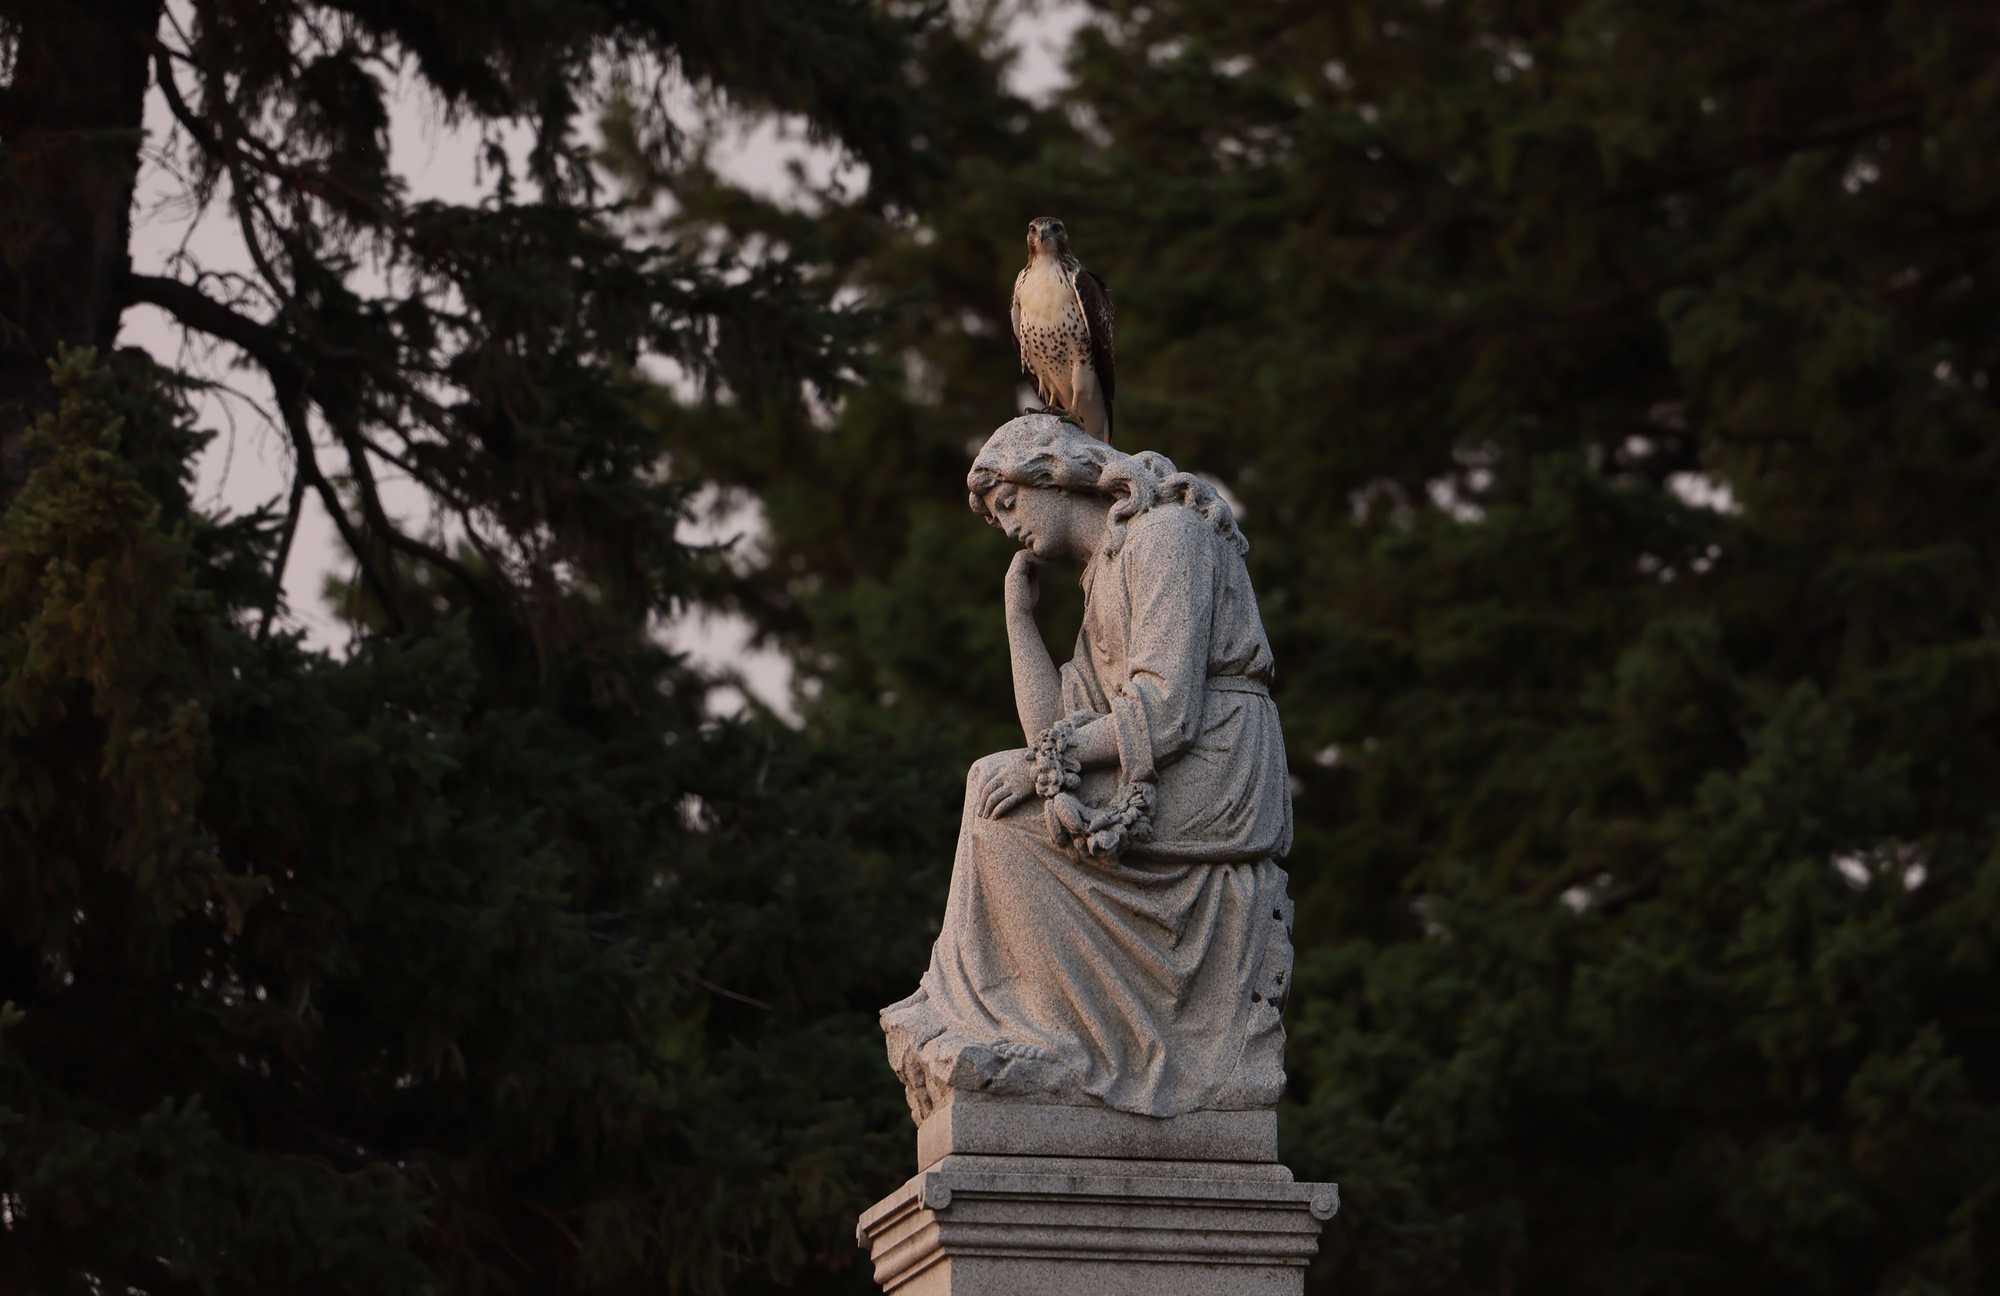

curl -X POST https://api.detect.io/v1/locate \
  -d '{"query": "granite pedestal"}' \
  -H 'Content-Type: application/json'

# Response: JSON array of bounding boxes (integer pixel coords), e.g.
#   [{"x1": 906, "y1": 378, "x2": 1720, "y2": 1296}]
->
[{"x1": 857, "y1": 1092, "x2": 1338, "y2": 1295}]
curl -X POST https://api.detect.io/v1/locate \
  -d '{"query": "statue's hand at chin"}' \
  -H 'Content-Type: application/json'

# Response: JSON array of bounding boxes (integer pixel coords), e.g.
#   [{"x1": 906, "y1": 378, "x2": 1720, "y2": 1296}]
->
[{"x1": 1003, "y1": 549, "x2": 1041, "y2": 616}]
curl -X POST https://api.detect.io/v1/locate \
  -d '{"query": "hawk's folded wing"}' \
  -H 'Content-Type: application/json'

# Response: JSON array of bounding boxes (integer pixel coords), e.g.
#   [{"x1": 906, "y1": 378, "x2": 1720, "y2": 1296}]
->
[
  {"x1": 1075, "y1": 268, "x2": 1116, "y2": 415},
  {"x1": 1010, "y1": 267, "x2": 1031, "y2": 376}
]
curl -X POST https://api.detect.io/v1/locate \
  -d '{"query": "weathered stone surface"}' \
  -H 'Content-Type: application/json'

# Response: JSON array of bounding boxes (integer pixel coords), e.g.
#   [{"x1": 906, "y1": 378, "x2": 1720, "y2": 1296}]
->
[
  {"x1": 857, "y1": 1153, "x2": 1339, "y2": 1296},
  {"x1": 916, "y1": 1089, "x2": 1277, "y2": 1171},
  {"x1": 882, "y1": 417, "x2": 1297, "y2": 1123},
  {"x1": 856, "y1": 419, "x2": 1337, "y2": 1295}
]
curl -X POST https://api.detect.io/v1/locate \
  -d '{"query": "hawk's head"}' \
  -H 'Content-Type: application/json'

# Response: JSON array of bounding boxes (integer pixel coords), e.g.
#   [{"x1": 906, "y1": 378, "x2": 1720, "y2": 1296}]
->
[{"x1": 1026, "y1": 217, "x2": 1070, "y2": 258}]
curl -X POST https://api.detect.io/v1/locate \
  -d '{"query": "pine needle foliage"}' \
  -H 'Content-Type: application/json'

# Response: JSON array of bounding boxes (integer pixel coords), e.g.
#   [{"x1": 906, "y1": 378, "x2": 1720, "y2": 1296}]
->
[
  {"x1": 1, "y1": 1, "x2": 984, "y2": 1292},
  {"x1": 651, "y1": 2, "x2": 2000, "y2": 1292}
]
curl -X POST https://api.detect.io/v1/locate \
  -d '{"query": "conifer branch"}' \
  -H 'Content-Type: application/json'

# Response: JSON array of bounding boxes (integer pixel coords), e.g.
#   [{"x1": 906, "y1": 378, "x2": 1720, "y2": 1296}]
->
[
  {"x1": 126, "y1": 271, "x2": 492, "y2": 623},
  {"x1": 324, "y1": 416, "x2": 488, "y2": 603},
  {"x1": 258, "y1": 471, "x2": 306, "y2": 640},
  {"x1": 682, "y1": 969, "x2": 774, "y2": 1012},
  {"x1": 151, "y1": 40, "x2": 391, "y2": 227},
  {"x1": 1598, "y1": 101, "x2": 1923, "y2": 210},
  {"x1": 270, "y1": 384, "x2": 406, "y2": 631},
  {"x1": 126, "y1": 270, "x2": 404, "y2": 627}
]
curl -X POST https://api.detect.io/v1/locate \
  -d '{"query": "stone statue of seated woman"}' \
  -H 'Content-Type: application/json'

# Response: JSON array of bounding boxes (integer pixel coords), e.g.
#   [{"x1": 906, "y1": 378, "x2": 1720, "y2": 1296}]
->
[{"x1": 880, "y1": 414, "x2": 1297, "y2": 1124}]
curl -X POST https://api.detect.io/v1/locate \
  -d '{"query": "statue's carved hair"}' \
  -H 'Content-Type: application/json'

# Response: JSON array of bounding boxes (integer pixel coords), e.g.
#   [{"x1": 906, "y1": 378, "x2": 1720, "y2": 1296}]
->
[{"x1": 966, "y1": 415, "x2": 1247, "y2": 557}]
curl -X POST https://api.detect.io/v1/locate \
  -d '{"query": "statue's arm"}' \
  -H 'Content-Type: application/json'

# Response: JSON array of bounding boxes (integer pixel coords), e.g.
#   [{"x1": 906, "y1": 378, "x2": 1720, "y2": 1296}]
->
[
  {"x1": 1004, "y1": 551, "x2": 1062, "y2": 743},
  {"x1": 1015, "y1": 653, "x2": 1118, "y2": 767}
]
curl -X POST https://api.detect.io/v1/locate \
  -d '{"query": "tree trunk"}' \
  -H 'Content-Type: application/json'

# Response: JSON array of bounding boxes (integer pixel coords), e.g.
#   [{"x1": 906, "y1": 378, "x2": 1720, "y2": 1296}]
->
[{"x1": 0, "y1": 0, "x2": 162, "y2": 506}]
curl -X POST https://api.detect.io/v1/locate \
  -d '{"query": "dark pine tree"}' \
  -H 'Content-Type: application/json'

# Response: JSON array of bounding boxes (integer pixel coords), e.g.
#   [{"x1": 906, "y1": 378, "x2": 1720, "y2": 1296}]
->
[
  {"x1": 650, "y1": 2, "x2": 2000, "y2": 1293},
  {"x1": 0, "y1": 2, "x2": 997, "y2": 1292}
]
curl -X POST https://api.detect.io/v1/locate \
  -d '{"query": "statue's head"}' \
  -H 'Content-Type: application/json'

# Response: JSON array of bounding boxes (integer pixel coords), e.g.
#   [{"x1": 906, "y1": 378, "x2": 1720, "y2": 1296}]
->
[
  {"x1": 968, "y1": 414, "x2": 1248, "y2": 558},
  {"x1": 967, "y1": 416, "x2": 1122, "y2": 562},
  {"x1": 967, "y1": 414, "x2": 1116, "y2": 520}
]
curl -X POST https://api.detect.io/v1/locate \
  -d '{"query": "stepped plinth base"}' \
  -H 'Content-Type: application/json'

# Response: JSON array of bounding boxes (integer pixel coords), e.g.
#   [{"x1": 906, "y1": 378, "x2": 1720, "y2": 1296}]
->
[{"x1": 857, "y1": 1094, "x2": 1337, "y2": 1295}]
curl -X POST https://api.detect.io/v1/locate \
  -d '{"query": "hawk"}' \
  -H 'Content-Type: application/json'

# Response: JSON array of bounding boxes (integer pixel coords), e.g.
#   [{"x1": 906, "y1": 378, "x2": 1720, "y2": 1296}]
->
[{"x1": 1010, "y1": 217, "x2": 1115, "y2": 442}]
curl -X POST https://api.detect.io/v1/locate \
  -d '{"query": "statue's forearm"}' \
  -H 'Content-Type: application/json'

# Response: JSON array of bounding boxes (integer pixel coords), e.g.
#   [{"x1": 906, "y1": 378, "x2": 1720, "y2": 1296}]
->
[
  {"x1": 1001, "y1": 595, "x2": 1117, "y2": 770},
  {"x1": 1070, "y1": 715, "x2": 1120, "y2": 768},
  {"x1": 1006, "y1": 608, "x2": 1061, "y2": 743}
]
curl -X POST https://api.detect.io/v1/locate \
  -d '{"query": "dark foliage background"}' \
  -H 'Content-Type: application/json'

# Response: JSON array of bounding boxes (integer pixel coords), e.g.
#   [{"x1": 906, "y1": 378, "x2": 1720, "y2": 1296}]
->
[{"x1": 4, "y1": 1, "x2": 1998, "y2": 1293}]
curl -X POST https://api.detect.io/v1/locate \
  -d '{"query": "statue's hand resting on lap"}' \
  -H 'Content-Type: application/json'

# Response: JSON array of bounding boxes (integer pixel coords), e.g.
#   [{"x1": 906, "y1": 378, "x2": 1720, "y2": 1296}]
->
[{"x1": 975, "y1": 750, "x2": 1036, "y2": 820}]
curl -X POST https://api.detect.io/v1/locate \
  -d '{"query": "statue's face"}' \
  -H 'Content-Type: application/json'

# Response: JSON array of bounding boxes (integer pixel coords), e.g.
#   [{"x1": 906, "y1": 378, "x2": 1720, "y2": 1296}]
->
[{"x1": 984, "y1": 483, "x2": 1082, "y2": 561}]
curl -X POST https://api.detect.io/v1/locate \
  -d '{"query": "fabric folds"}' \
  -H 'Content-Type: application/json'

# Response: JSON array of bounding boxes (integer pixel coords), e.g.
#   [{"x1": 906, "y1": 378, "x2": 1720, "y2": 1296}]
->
[{"x1": 883, "y1": 505, "x2": 1298, "y2": 1121}]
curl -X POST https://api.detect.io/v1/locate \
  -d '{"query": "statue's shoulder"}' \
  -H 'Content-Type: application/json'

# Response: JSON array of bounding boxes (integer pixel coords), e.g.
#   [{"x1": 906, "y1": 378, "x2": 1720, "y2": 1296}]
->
[{"x1": 1125, "y1": 494, "x2": 1218, "y2": 554}]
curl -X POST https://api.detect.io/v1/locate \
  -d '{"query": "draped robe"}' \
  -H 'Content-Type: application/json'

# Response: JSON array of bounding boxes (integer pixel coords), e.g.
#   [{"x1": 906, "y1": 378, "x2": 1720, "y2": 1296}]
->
[{"x1": 882, "y1": 502, "x2": 1296, "y2": 1121}]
